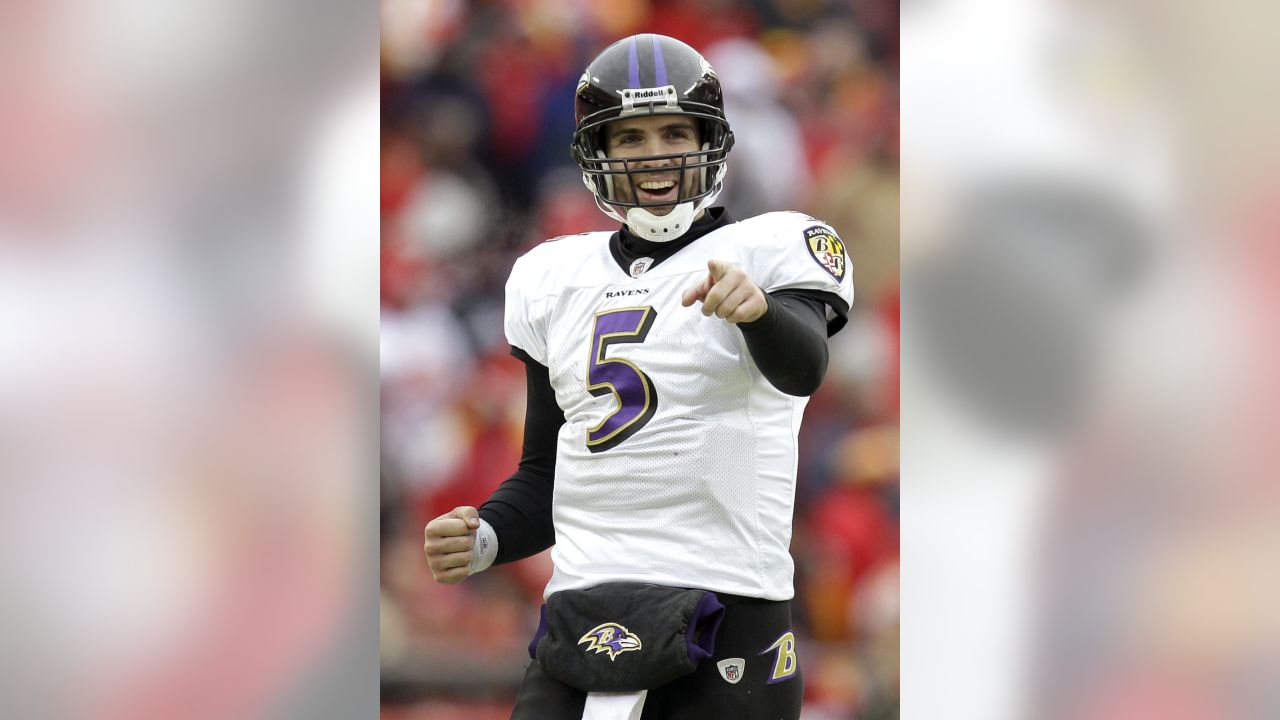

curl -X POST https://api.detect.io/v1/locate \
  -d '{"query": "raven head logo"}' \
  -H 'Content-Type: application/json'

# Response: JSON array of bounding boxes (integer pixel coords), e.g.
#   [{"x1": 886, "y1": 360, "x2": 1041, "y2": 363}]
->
[{"x1": 577, "y1": 622, "x2": 643, "y2": 661}]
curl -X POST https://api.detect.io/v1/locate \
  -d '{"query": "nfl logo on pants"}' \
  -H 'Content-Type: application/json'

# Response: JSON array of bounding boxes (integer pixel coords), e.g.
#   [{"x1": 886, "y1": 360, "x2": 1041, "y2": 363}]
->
[{"x1": 717, "y1": 658, "x2": 745, "y2": 684}]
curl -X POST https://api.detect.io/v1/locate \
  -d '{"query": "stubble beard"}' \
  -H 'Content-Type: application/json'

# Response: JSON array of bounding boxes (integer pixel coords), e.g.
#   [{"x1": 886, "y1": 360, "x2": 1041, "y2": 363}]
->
[{"x1": 612, "y1": 168, "x2": 698, "y2": 217}]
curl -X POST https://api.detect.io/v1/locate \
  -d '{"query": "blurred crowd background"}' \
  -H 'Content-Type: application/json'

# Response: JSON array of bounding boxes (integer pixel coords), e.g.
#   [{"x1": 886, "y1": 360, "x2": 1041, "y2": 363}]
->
[{"x1": 378, "y1": 0, "x2": 900, "y2": 718}]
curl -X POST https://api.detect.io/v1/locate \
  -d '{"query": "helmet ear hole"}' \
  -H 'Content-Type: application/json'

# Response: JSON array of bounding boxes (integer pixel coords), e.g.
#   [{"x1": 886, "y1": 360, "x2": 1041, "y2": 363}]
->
[
  {"x1": 595, "y1": 149, "x2": 615, "y2": 201},
  {"x1": 700, "y1": 141, "x2": 710, "y2": 194}
]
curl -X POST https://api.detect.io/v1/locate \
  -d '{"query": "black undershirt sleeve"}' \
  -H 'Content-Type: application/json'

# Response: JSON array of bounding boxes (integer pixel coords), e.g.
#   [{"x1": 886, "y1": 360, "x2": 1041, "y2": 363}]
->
[
  {"x1": 478, "y1": 349, "x2": 564, "y2": 565},
  {"x1": 737, "y1": 290, "x2": 839, "y2": 397}
]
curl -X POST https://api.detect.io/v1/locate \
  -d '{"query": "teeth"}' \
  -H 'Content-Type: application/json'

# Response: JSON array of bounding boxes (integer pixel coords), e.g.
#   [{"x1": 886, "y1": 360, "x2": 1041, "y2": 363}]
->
[{"x1": 638, "y1": 181, "x2": 676, "y2": 190}]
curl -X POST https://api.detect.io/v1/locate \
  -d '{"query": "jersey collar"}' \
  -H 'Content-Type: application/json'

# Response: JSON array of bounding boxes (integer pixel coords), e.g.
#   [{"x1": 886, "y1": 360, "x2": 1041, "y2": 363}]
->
[{"x1": 609, "y1": 206, "x2": 735, "y2": 276}]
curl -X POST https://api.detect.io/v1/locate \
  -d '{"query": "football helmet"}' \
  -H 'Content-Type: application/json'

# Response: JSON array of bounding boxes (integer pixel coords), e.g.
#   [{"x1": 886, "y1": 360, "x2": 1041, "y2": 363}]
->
[{"x1": 572, "y1": 34, "x2": 735, "y2": 241}]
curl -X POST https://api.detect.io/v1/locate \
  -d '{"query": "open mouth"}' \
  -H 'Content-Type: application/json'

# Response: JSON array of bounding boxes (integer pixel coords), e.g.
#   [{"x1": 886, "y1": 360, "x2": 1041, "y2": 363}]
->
[{"x1": 635, "y1": 178, "x2": 679, "y2": 204}]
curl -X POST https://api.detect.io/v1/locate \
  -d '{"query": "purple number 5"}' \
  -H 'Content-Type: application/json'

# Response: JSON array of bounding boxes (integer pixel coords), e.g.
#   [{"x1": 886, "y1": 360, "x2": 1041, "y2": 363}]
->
[{"x1": 586, "y1": 306, "x2": 658, "y2": 452}]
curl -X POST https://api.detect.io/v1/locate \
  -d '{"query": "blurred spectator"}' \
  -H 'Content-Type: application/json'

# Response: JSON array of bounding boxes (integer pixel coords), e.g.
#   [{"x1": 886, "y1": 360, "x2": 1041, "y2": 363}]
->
[{"x1": 707, "y1": 37, "x2": 813, "y2": 217}]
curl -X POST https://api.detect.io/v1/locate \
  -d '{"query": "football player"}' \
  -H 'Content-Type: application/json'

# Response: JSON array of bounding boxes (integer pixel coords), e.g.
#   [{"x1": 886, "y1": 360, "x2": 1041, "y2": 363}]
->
[{"x1": 424, "y1": 33, "x2": 854, "y2": 720}]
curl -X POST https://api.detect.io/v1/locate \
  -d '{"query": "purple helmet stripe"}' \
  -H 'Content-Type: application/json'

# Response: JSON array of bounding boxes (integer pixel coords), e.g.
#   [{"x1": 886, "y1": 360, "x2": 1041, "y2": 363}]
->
[
  {"x1": 651, "y1": 35, "x2": 668, "y2": 86},
  {"x1": 627, "y1": 35, "x2": 640, "y2": 88}
]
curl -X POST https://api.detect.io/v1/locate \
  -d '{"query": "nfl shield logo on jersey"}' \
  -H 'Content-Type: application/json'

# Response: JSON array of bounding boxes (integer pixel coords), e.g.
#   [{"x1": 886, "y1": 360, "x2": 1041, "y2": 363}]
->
[
  {"x1": 717, "y1": 658, "x2": 745, "y2": 684},
  {"x1": 629, "y1": 256, "x2": 654, "y2": 278}
]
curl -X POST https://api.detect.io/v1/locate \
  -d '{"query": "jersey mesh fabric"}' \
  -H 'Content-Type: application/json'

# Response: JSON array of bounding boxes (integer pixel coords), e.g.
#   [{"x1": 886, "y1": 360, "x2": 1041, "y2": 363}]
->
[{"x1": 504, "y1": 212, "x2": 853, "y2": 601}]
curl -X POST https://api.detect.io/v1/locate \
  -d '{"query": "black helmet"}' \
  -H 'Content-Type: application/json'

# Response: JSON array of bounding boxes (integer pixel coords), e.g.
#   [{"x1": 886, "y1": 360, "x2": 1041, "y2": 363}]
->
[{"x1": 571, "y1": 34, "x2": 735, "y2": 239}]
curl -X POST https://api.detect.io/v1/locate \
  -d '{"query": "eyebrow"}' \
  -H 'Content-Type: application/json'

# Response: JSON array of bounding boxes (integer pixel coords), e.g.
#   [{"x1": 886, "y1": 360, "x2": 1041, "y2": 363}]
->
[{"x1": 609, "y1": 121, "x2": 698, "y2": 139}]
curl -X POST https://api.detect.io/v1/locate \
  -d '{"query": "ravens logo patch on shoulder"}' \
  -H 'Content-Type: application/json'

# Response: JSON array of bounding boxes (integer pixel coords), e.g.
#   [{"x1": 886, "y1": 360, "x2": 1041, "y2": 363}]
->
[{"x1": 803, "y1": 225, "x2": 847, "y2": 282}]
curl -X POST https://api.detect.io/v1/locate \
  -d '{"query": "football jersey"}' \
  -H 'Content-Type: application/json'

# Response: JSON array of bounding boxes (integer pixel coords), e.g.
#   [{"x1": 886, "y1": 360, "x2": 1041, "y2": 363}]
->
[{"x1": 504, "y1": 211, "x2": 854, "y2": 601}]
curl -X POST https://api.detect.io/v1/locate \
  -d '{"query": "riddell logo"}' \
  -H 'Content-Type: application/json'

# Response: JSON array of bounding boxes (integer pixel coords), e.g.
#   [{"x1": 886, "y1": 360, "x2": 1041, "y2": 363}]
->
[{"x1": 619, "y1": 85, "x2": 679, "y2": 115}]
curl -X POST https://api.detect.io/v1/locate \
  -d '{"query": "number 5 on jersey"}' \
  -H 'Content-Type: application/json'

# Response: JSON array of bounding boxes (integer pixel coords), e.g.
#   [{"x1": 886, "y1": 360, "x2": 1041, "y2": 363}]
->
[{"x1": 586, "y1": 306, "x2": 658, "y2": 453}]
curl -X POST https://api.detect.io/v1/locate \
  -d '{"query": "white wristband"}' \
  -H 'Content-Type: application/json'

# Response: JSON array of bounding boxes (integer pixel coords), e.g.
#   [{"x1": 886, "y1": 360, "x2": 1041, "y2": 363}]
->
[{"x1": 468, "y1": 518, "x2": 499, "y2": 575}]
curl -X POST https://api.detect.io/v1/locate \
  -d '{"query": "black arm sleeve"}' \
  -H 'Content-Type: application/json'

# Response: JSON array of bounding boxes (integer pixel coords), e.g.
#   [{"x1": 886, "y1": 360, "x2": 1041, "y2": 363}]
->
[
  {"x1": 478, "y1": 348, "x2": 564, "y2": 565},
  {"x1": 737, "y1": 291, "x2": 837, "y2": 397}
]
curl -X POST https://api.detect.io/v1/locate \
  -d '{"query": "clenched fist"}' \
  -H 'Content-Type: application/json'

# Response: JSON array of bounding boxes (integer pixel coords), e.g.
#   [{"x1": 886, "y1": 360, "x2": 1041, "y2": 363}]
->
[
  {"x1": 681, "y1": 259, "x2": 768, "y2": 324},
  {"x1": 423, "y1": 505, "x2": 481, "y2": 584}
]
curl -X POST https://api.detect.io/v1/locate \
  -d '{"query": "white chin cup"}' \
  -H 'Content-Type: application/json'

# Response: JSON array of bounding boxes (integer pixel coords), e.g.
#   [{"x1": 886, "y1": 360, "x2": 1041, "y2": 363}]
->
[{"x1": 624, "y1": 202, "x2": 697, "y2": 242}]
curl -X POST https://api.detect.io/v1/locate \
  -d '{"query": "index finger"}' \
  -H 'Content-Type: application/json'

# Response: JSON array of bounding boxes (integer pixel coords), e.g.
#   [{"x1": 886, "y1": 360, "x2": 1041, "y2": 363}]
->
[{"x1": 708, "y1": 259, "x2": 731, "y2": 281}]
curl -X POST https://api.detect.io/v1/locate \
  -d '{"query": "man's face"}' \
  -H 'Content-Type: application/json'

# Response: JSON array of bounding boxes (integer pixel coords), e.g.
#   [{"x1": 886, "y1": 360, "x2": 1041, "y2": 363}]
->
[{"x1": 603, "y1": 114, "x2": 703, "y2": 216}]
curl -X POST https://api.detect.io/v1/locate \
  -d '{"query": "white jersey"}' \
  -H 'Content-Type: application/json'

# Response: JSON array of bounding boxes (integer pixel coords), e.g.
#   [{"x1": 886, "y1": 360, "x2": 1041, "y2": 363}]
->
[{"x1": 504, "y1": 211, "x2": 855, "y2": 601}]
